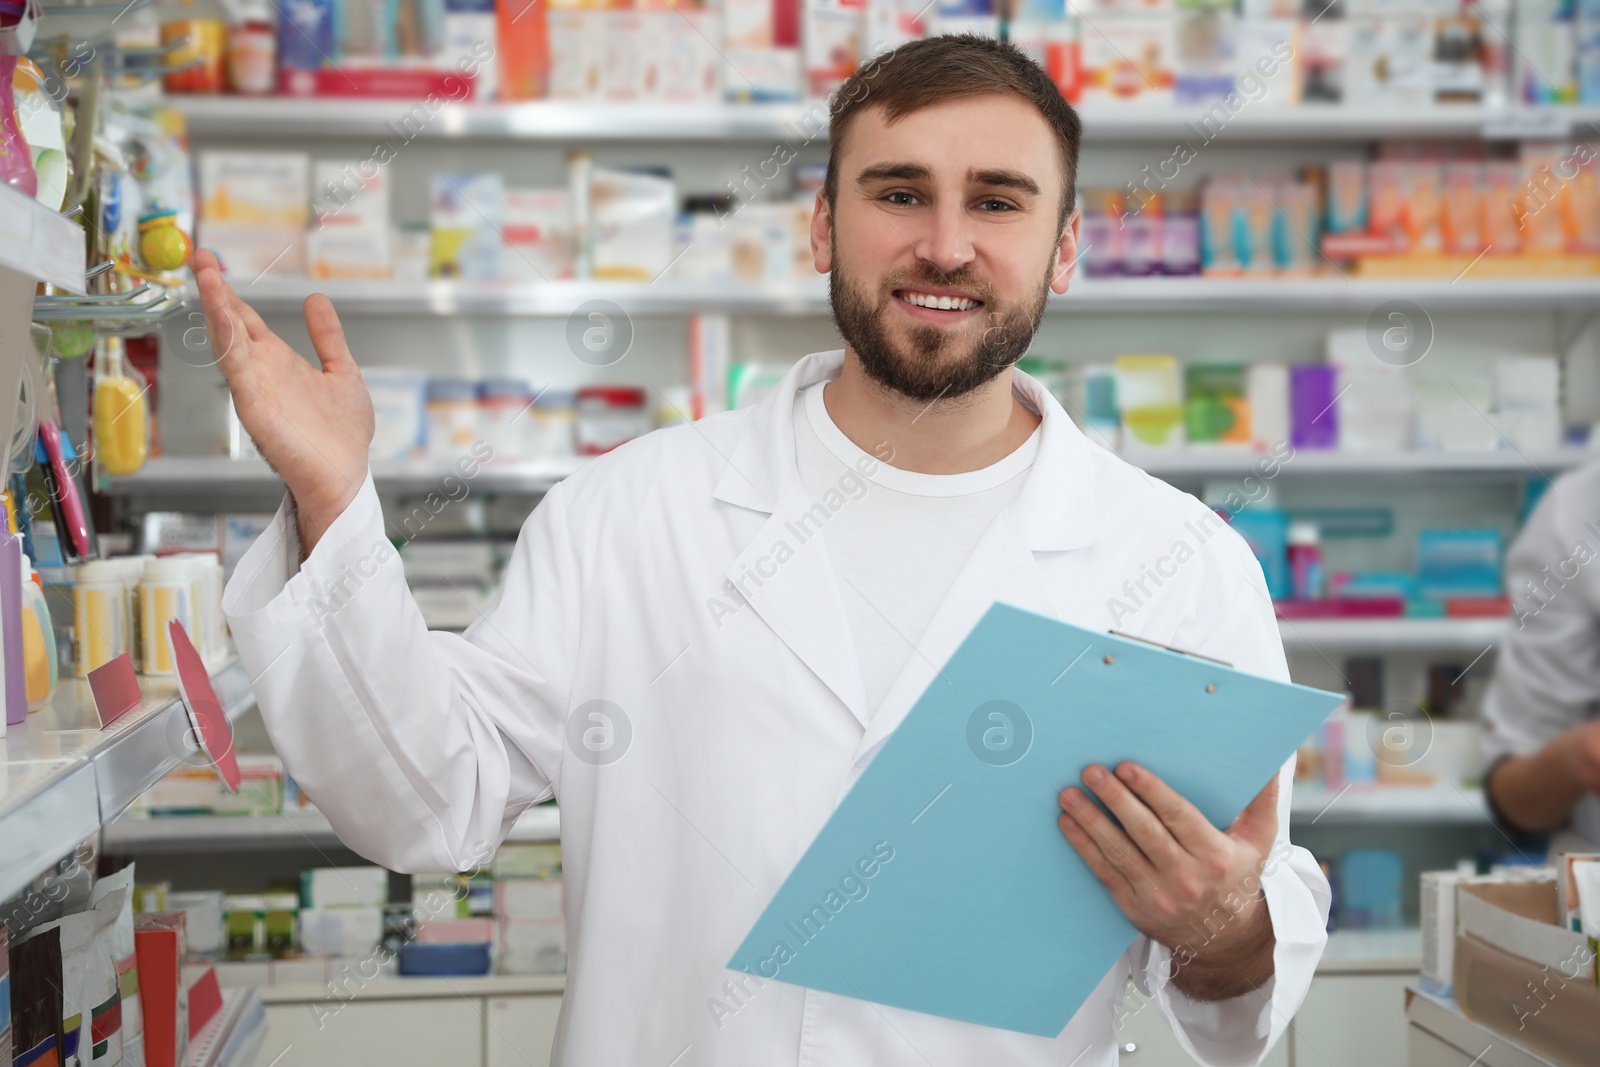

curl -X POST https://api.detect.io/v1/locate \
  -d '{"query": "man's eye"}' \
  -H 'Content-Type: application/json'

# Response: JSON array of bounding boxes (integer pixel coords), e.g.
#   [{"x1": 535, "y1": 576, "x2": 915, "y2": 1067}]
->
[
  {"x1": 884, "y1": 191, "x2": 919, "y2": 206},
  {"x1": 979, "y1": 199, "x2": 1016, "y2": 212}
]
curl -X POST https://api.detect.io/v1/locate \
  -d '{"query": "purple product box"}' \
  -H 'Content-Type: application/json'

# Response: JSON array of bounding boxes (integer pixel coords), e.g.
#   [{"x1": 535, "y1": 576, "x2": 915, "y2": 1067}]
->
[{"x1": 1290, "y1": 364, "x2": 1338, "y2": 449}]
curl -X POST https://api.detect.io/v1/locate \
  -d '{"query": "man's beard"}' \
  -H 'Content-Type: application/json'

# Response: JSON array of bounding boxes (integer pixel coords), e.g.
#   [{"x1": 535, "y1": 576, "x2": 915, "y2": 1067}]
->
[{"x1": 828, "y1": 248, "x2": 1052, "y2": 403}]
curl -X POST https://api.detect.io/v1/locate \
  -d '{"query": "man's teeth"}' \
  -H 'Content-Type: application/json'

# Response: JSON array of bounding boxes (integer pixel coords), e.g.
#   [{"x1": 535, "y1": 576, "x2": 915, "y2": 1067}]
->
[{"x1": 899, "y1": 291, "x2": 978, "y2": 311}]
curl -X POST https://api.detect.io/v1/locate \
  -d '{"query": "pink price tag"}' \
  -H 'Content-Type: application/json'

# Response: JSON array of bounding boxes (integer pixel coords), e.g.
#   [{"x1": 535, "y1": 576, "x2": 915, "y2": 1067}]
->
[
  {"x1": 88, "y1": 653, "x2": 141, "y2": 729},
  {"x1": 168, "y1": 620, "x2": 241, "y2": 793}
]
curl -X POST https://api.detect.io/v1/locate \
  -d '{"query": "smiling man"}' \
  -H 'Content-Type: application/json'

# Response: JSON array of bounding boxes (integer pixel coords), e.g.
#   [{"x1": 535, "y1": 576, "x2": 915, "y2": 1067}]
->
[{"x1": 207, "y1": 34, "x2": 1328, "y2": 1067}]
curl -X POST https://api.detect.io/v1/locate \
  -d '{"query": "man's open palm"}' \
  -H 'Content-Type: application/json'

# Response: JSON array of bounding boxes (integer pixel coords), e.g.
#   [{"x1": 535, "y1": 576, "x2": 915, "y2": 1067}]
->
[{"x1": 193, "y1": 248, "x2": 374, "y2": 549}]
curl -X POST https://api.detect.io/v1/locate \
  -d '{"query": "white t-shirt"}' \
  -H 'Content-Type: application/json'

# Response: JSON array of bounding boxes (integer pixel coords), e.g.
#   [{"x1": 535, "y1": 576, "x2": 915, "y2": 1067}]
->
[{"x1": 793, "y1": 381, "x2": 1041, "y2": 718}]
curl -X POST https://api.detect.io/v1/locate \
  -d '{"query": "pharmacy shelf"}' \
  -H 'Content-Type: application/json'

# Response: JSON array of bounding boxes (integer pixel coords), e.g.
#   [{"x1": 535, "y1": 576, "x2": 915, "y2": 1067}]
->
[
  {"x1": 1289, "y1": 786, "x2": 1489, "y2": 825},
  {"x1": 1276, "y1": 618, "x2": 1507, "y2": 654},
  {"x1": 0, "y1": 657, "x2": 257, "y2": 903},
  {"x1": 168, "y1": 97, "x2": 1600, "y2": 144},
  {"x1": 254, "y1": 971, "x2": 565, "y2": 1004},
  {"x1": 104, "y1": 802, "x2": 561, "y2": 853},
  {"x1": 1316, "y1": 927, "x2": 1421, "y2": 974},
  {"x1": 202, "y1": 276, "x2": 1600, "y2": 318},
  {"x1": 100, "y1": 455, "x2": 585, "y2": 496},
  {"x1": 0, "y1": 183, "x2": 85, "y2": 293},
  {"x1": 105, "y1": 448, "x2": 1586, "y2": 501},
  {"x1": 1140, "y1": 449, "x2": 1593, "y2": 480}
]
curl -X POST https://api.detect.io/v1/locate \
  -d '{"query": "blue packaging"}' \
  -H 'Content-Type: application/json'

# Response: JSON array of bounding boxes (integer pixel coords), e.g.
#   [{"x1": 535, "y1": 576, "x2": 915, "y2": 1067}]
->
[
  {"x1": 279, "y1": 0, "x2": 336, "y2": 71},
  {"x1": 1338, "y1": 849, "x2": 1404, "y2": 931},
  {"x1": 1226, "y1": 508, "x2": 1290, "y2": 600},
  {"x1": 398, "y1": 942, "x2": 491, "y2": 976},
  {"x1": 1416, "y1": 528, "x2": 1503, "y2": 600}
]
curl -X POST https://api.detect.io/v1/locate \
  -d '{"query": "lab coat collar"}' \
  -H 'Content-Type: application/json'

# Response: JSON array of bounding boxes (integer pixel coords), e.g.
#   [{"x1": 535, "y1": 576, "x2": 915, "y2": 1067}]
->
[{"x1": 712, "y1": 349, "x2": 1101, "y2": 554}]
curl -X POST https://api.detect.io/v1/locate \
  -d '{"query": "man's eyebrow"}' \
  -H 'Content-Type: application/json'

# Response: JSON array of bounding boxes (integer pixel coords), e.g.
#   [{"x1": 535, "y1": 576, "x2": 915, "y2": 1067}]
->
[
  {"x1": 855, "y1": 162, "x2": 933, "y2": 185},
  {"x1": 853, "y1": 162, "x2": 1044, "y2": 198},
  {"x1": 970, "y1": 168, "x2": 1041, "y2": 197}
]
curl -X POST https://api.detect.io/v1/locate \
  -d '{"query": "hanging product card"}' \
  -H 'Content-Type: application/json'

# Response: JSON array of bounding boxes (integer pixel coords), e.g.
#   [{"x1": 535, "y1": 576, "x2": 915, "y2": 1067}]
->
[
  {"x1": 88, "y1": 652, "x2": 142, "y2": 729},
  {"x1": 167, "y1": 620, "x2": 240, "y2": 792}
]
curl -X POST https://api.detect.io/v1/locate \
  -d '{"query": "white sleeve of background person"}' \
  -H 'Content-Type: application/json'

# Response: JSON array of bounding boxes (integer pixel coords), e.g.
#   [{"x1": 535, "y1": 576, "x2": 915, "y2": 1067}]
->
[
  {"x1": 1125, "y1": 524, "x2": 1329, "y2": 1067},
  {"x1": 1481, "y1": 466, "x2": 1600, "y2": 764},
  {"x1": 221, "y1": 470, "x2": 576, "y2": 873}
]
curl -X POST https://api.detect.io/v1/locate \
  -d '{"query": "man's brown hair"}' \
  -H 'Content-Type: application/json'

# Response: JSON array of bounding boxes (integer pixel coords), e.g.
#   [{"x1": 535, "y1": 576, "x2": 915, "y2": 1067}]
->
[{"x1": 825, "y1": 35, "x2": 1084, "y2": 235}]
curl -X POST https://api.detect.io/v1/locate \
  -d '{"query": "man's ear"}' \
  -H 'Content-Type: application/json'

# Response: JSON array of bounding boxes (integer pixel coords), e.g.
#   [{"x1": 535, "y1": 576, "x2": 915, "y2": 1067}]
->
[
  {"x1": 1050, "y1": 207, "x2": 1081, "y2": 295},
  {"x1": 811, "y1": 188, "x2": 833, "y2": 275}
]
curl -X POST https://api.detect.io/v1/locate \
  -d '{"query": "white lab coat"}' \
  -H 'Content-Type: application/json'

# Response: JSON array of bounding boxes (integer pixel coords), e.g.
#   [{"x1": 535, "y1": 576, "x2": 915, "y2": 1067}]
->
[
  {"x1": 223, "y1": 350, "x2": 1330, "y2": 1067},
  {"x1": 1482, "y1": 460, "x2": 1600, "y2": 851}
]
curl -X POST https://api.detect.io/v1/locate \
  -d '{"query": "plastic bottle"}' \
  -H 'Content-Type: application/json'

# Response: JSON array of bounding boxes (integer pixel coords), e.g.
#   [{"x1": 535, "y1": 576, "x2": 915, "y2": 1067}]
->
[
  {"x1": 0, "y1": 0, "x2": 39, "y2": 198},
  {"x1": 1288, "y1": 521, "x2": 1324, "y2": 601},
  {"x1": 0, "y1": 531, "x2": 25, "y2": 725},
  {"x1": 140, "y1": 557, "x2": 197, "y2": 675},
  {"x1": 20, "y1": 554, "x2": 56, "y2": 710}
]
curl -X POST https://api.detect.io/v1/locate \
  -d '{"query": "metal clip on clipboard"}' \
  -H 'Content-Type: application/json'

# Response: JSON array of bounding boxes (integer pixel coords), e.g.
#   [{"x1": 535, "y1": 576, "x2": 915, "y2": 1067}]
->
[{"x1": 1108, "y1": 629, "x2": 1234, "y2": 669}]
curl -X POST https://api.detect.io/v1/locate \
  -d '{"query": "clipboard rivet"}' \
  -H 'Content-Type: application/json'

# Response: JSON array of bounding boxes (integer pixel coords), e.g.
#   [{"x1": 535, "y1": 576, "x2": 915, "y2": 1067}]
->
[
  {"x1": 1102, "y1": 655, "x2": 1114, "y2": 665},
  {"x1": 1205, "y1": 684, "x2": 1217, "y2": 693}
]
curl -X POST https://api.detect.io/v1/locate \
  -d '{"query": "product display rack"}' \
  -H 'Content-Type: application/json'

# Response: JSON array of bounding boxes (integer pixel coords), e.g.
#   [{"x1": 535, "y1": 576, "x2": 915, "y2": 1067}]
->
[
  {"x1": 104, "y1": 802, "x2": 560, "y2": 852},
  {"x1": 166, "y1": 97, "x2": 1600, "y2": 144},
  {"x1": 0, "y1": 657, "x2": 257, "y2": 903},
  {"x1": 186, "y1": 276, "x2": 1600, "y2": 317}
]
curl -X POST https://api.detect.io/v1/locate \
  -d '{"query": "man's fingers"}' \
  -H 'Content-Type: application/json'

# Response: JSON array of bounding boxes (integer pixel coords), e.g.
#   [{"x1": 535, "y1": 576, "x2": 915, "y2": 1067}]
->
[
  {"x1": 1228, "y1": 772, "x2": 1281, "y2": 852},
  {"x1": 1081, "y1": 765, "x2": 1184, "y2": 868},
  {"x1": 192, "y1": 251, "x2": 251, "y2": 376},
  {"x1": 304, "y1": 294, "x2": 357, "y2": 375},
  {"x1": 1114, "y1": 762, "x2": 1224, "y2": 855},
  {"x1": 1057, "y1": 811, "x2": 1134, "y2": 903},
  {"x1": 1058, "y1": 786, "x2": 1159, "y2": 890}
]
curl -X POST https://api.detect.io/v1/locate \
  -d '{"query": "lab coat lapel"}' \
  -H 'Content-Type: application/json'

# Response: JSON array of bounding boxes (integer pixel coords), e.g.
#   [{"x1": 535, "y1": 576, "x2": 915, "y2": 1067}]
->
[{"x1": 713, "y1": 352, "x2": 872, "y2": 728}]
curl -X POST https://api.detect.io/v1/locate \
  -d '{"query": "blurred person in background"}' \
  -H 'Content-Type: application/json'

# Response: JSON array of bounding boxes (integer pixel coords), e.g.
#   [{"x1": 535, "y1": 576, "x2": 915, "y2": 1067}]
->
[{"x1": 1484, "y1": 464, "x2": 1600, "y2": 855}]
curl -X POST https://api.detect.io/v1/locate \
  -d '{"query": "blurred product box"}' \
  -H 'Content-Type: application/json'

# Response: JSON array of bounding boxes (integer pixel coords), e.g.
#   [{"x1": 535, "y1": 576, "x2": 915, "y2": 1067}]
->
[
  {"x1": 496, "y1": 879, "x2": 565, "y2": 922},
  {"x1": 805, "y1": 0, "x2": 863, "y2": 97},
  {"x1": 308, "y1": 160, "x2": 393, "y2": 279},
  {"x1": 592, "y1": 167, "x2": 676, "y2": 280},
  {"x1": 301, "y1": 866, "x2": 389, "y2": 909},
  {"x1": 145, "y1": 755, "x2": 284, "y2": 816},
  {"x1": 548, "y1": 0, "x2": 606, "y2": 98},
  {"x1": 724, "y1": 0, "x2": 801, "y2": 100},
  {"x1": 498, "y1": 918, "x2": 567, "y2": 974},
  {"x1": 495, "y1": 842, "x2": 562, "y2": 880},
  {"x1": 169, "y1": 889, "x2": 226, "y2": 958},
  {"x1": 503, "y1": 189, "x2": 573, "y2": 281},
  {"x1": 415, "y1": 918, "x2": 495, "y2": 944},
  {"x1": 1114, "y1": 354, "x2": 1184, "y2": 450},
  {"x1": 299, "y1": 906, "x2": 384, "y2": 957},
  {"x1": 1080, "y1": 13, "x2": 1175, "y2": 103},
  {"x1": 198, "y1": 152, "x2": 308, "y2": 279},
  {"x1": 430, "y1": 173, "x2": 505, "y2": 279},
  {"x1": 363, "y1": 367, "x2": 428, "y2": 460}
]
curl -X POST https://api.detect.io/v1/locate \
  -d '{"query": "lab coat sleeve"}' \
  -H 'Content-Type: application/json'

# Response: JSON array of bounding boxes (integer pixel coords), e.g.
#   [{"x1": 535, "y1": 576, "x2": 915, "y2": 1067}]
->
[
  {"x1": 1127, "y1": 532, "x2": 1331, "y2": 1067},
  {"x1": 221, "y1": 469, "x2": 578, "y2": 873},
  {"x1": 1481, "y1": 472, "x2": 1600, "y2": 766}
]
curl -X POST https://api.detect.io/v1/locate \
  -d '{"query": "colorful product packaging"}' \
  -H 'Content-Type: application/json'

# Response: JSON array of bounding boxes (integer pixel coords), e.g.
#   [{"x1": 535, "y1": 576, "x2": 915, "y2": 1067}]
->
[
  {"x1": 308, "y1": 160, "x2": 392, "y2": 279},
  {"x1": 198, "y1": 152, "x2": 309, "y2": 279},
  {"x1": 1081, "y1": 13, "x2": 1174, "y2": 103},
  {"x1": 1184, "y1": 364, "x2": 1250, "y2": 446},
  {"x1": 804, "y1": 0, "x2": 862, "y2": 98},
  {"x1": 1289, "y1": 364, "x2": 1338, "y2": 450},
  {"x1": 503, "y1": 189, "x2": 573, "y2": 281},
  {"x1": 497, "y1": 0, "x2": 549, "y2": 99},
  {"x1": 1114, "y1": 354, "x2": 1184, "y2": 450},
  {"x1": 725, "y1": 0, "x2": 801, "y2": 100},
  {"x1": 430, "y1": 172, "x2": 505, "y2": 279}
]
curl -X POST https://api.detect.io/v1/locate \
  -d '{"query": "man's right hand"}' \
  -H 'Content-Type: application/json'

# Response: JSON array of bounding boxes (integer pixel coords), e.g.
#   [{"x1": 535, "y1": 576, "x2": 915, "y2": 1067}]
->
[{"x1": 193, "y1": 248, "x2": 375, "y2": 556}]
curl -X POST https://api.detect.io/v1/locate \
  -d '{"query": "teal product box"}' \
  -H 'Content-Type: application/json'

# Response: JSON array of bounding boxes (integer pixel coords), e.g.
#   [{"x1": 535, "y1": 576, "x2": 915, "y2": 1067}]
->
[
  {"x1": 1416, "y1": 528, "x2": 1503, "y2": 600},
  {"x1": 1338, "y1": 849, "x2": 1404, "y2": 931},
  {"x1": 1226, "y1": 508, "x2": 1290, "y2": 599}
]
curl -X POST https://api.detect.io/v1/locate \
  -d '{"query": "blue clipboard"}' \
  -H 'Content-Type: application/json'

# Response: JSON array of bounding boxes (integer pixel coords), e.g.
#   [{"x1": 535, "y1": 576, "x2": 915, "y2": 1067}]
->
[{"x1": 727, "y1": 602, "x2": 1345, "y2": 1037}]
